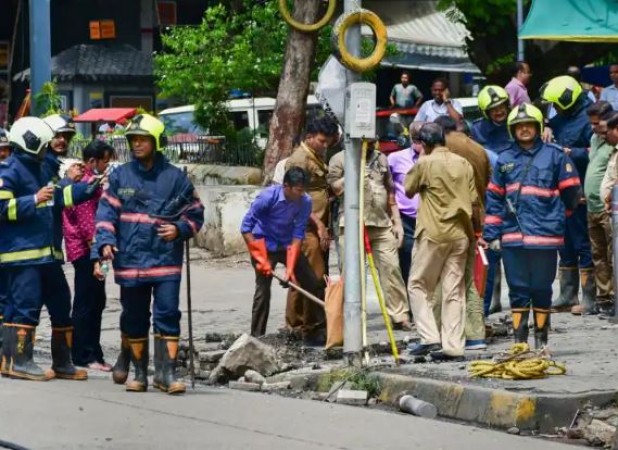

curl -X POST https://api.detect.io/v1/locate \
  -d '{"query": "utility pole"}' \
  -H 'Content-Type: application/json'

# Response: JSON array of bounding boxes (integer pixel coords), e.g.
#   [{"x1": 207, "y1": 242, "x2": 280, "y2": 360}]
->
[
  {"x1": 342, "y1": 0, "x2": 363, "y2": 366},
  {"x1": 28, "y1": 0, "x2": 52, "y2": 116},
  {"x1": 517, "y1": 0, "x2": 524, "y2": 61}
]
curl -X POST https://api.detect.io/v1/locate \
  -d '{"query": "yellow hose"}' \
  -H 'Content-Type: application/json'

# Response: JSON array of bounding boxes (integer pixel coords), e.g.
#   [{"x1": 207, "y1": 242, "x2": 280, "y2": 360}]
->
[
  {"x1": 278, "y1": 0, "x2": 337, "y2": 33},
  {"x1": 360, "y1": 139, "x2": 368, "y2": 363},
  {"x1": 331, "y1": 9, "x2": 388, "y2": 73}
]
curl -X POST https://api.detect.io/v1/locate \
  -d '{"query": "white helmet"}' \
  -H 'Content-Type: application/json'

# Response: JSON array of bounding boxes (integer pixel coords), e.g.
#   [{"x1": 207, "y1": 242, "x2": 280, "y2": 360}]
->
[
  {"x1": 9, "y1": 117, "x2": 55, "y2": 156},
  {"x1": 0, "y1": 129, "x2": 9, "y2": 148},
  {"x1": 43, "y1": 114, "x2": 76, "y2": 136}
]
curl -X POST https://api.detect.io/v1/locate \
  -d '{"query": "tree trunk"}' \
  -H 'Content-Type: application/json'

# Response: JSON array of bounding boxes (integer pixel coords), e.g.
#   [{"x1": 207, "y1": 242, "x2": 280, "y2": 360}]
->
[{"x1": 262, "y1": 0, "x2": 321, "y2": 184}]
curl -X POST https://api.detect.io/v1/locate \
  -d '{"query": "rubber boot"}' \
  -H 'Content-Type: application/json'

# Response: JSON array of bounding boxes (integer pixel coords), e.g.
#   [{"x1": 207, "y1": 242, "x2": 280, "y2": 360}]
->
[
  {"x1": 112, "y1": 333, "x2": 131, "y2": 385},
  {"x1": 152, "y1": 334, "x2": 163, "y2": 389},
  {"x1": 533, "y1": 308, "x2": 550, "y2": 349},
  {"x1": 51, "y1": 327, "x2": 88, "y2": 380},
  {"x1": 0, "y1": 315, "x2": 3, "y2": 351},
  {"x1": 126, "y1": 338, "x2": 149, "y2": 392},
  {"x1": 571, "y1": 268, "x2": 596, "y2": 315},
  {"x1": 5, "y1": 324, "x2": 54, "y2": 381},
  {"x1": 552, "y1": 267, "x2": 579, "y2": 312},
  {"x1": 489, "y1": 263, "x2": 502, "y2": 314},
  {"x1": 153, "y1": 336, "x2": 186, "y2": 395},
  {"x1": 1, "y1": 324, "x2": 11, "y2": 377},
  {"x1": 511, "y1": 308, "x2": 530, "y2": 344}
]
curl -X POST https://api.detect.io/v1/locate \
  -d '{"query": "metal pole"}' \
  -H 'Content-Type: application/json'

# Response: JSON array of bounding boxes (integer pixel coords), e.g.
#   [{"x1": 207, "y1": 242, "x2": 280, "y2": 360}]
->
[
  {"x1": 609, "y1": 185, "x2": 618, "y2": 323},
  {"x1": 28, "y1": 0, "x2": 52, "y2": 116},
  {"x1": 517, "y1": 0, "x2": 525, "y2": 61},
  {"x1": 183, "y1": 166, "x2": 196, "y2": 389},
  {"x1": 343, "y1": 0, "x2": 363, "y2": 365}
]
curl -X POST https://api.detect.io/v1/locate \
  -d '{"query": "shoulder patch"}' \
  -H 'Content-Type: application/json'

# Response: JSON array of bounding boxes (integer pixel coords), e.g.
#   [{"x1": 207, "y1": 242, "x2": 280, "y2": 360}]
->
[
  {"x1": 565, "y1": 163, "x2": 573, "y2": 173},
  {"x1": 499, "y1": 162, "x2": 515, "y2": 173},
  {"x1": 0, "y1": 178, "x2": 3, "y2": 188}
]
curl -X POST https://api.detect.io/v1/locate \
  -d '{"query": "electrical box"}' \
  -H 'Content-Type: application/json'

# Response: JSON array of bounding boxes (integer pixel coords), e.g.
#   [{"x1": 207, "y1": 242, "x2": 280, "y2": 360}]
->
[{"x1": 345, "y1": 82, "x2": 376, "y2": 139}]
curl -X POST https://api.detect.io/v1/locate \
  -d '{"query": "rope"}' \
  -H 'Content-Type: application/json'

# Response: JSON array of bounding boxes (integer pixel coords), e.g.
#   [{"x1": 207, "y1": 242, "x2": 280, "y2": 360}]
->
[{"x1": 468, "y1": 343, "x2": 566, "y2": 380}]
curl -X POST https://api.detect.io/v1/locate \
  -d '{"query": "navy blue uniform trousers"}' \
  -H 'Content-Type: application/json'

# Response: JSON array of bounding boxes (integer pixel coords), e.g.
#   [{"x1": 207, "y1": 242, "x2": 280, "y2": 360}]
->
[
  {"x1": 120, "y1": 280, "x2": 182, "y2": 338},
  {"x1": 483, "y1": 248, "x2": 501, "y2": 316},
  {"x1": 0, "y1": 270, "x2": 7, "y2": 321},
  {"x1": 502, "y1": 248, "x2": 557, "y2": 310},
  {"x1": 398, "y1": 213, "x2": 416, "y2": 286},
  {"x1": 3, "y1": 263, "x2": 71, "y2": 327},
  {"x1": 559, "y1": 204, "x2": 593, "y2": 268}
]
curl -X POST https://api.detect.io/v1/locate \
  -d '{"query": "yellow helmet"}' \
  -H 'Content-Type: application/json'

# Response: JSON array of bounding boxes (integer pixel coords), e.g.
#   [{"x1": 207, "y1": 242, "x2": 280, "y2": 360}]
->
[
  {"x1": 125, "y1": 114, "x2": 166, "y2": 151},
  {"x1": 540, "y1": 75, "x2": 582, "y2": 110},
  {"x1": 507, "y1": 103, "x2": 544, "y2": 138},
  {"x1": 477, "y1": 85, "x2": 510, "y2": 118}
]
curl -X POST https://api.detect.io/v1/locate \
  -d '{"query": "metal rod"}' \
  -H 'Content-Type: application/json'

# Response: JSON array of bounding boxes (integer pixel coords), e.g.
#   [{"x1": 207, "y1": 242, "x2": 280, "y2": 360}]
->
[
  {"x1": 28, "y1": 0, "x2": 52, "y2": 116},
  {"x1": 343, "y1": 0, "x2": 363, "y2": 365},
  {"x1": 272, "y1": 272, "x2": 325, "y2": 308},
  {"x1": 183, "y1": 166, "x2": 196, "y2": 389},
  {"x1": 517, "y1": 0, "x2": 525, "y2": 61}
]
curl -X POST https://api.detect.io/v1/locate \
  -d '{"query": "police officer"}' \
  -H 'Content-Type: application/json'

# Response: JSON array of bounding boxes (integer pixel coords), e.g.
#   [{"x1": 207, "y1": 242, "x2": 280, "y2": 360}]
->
[
  {"x1": 541, "y1": 76, "x2": 594, "y2": 313},
  {"x1": 94, "y1": 114, "x2": 204, "y2": 394},
  {"x1": 0, "y1": 117, "x2": 92, "y2": 381},
  {"x1": 483, "y1": 104, "x2": 581, "y2": 348}
]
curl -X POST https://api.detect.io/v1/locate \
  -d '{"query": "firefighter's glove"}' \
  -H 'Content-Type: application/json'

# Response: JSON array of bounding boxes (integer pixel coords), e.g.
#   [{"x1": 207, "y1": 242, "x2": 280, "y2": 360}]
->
[
  {"x1": 248, "y1": 239, "x2": 272, "y2": 277},
  {"x1": 285, "y1": 241, "x2": 302, "y2": 284},
  {"x1": 488, "y1": 240, "x2": 501, "y2": 252}
]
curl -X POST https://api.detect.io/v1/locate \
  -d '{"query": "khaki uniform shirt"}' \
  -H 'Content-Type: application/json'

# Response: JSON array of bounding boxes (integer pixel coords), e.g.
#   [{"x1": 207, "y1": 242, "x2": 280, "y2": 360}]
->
[
  {"x1": 601, "y1": 143, "x2": 618, "y2": 206},
  {"x1": 327, "y1": 150, "x2": 393, "y2": 228},
  {"x1": 285, "y1": 142, "x2": 330, "y2": 228},
  {"x1": 404, "y1": 147, "x2": 477, "y2": 242},
  {"x1": 445, "y1": 131, "x2": 491, "y2": 206}
]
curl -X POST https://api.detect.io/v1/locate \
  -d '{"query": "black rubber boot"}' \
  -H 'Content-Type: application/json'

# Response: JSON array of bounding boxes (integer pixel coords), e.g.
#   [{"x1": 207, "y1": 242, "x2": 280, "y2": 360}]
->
[
  {"x1": 126, "y1": 338, "x2": 149, "y2": 392},
  {"x1": 6, "y1": 324, "x2": 54, "y2": 381},
  {"x1": 552, "y1": 267, "x2": 579, "y2": 312},
  {"x1": 571, "y1": 268, "x2": 596, "y2": 315},
  {"x1": 154, "y1": 336, "x2": 185, "y2": 395},
  {"x1": 0, "y1": 315, "x2": 4, "y2": 351},
  {"x1": 51, "y1": 327, "x2": 88, "y2": 380},
  {"x1": 152, "y1": 334, "x2": 163, "y2": 389},
  {"x1": 489, "y1": 263, "x2": 503, "y2": 314},
  {"x1": 533, "y1": 308, "x2": 550, "y2": 349},
  {"x1": 511, "y1": 308, "x2": 530, "y2": 344},
  {"x1": 112, "y1": 333, "x2": 131, "y2": 385}
]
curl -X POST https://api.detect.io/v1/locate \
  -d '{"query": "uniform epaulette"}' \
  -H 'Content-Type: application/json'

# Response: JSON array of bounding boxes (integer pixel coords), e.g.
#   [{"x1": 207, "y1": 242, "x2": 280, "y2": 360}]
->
[
  {"x1": 472, "y1": 117, "x2": 484, "y2": 124},
  {"x1": 546, "y1": 142, "x2": 564, "y2": 152}
]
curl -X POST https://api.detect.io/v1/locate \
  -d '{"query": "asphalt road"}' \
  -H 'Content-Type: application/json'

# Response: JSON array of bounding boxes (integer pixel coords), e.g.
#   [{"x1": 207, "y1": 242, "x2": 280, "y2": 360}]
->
[{"x1": 0, "y1": 377, "x2": 572, "y2": 450}]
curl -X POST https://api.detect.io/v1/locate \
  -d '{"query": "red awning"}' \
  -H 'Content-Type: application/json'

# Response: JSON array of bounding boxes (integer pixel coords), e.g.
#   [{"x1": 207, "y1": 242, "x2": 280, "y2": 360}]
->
[{"x1": 73, "y1": 108, "x2": 137, "y2": 123}]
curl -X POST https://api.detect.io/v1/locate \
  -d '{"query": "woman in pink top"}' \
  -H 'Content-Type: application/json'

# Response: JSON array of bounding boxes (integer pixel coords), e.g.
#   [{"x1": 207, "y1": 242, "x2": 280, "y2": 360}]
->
[{"x1": 62, "y1": 140, "x2": 115, "y2": 371}]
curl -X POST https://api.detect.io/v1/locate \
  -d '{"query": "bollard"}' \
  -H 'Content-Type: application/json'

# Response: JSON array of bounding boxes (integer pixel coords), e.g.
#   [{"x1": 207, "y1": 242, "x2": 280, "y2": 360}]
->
[
  {"x1": 399, "y1": 395, "x2": 438, "y2": 419},
  {"x1": 611, "y1": 185, "x2": 618, "y2": 323}
]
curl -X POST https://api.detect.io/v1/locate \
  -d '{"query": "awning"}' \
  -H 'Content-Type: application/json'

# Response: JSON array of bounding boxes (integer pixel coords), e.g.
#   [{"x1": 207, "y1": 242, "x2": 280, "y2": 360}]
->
[
  {"x1": 73, "y1": 108, "x2": 136, "y2": 123},
  {"x1": 362, "y1": 0, "x2": 480, "y2": 73},
  {"x1": 520, "y1": 0, "x2": 618, "y2": 42}
]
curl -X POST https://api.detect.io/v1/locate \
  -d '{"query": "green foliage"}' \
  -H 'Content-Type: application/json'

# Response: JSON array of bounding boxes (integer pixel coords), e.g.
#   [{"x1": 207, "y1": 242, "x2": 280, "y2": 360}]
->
[
  {"x1": 437, "y1": 0, "x2": 528, "y2": 36},
  {"x1": 34, "y1": 81, "x2": 64, "y2": 117}
]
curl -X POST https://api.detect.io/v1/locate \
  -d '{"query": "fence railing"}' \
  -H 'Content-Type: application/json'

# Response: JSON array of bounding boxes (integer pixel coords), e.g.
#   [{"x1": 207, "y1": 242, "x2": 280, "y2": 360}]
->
[{"x1": 68, "y1": 135, "x2": 263, "y2": 167}]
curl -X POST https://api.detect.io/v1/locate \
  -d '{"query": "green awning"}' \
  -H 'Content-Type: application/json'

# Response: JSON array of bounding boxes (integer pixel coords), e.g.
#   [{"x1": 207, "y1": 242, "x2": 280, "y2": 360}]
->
[{"x1": 520, "y1": 0, "x2": 618, "y2": 42}]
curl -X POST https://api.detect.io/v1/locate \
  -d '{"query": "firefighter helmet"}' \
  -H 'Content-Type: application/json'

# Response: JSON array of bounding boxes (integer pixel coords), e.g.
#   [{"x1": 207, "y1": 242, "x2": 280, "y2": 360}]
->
[
  {"x1": 125, "y1": 114, "x2": 167, "y2": 151},
  {"x1": 507, "y1": 103, "x2": 544, "y2": 137},
  {"x1": 0, "y1": 129, "x2": 9, "y2": 148},
  {"x1": 44, "y1": 114, "x2": 76, "y2": 136},
  {"x1": 477, "y1": 85, "x2": 510, "y2": 118},
  {"x1": 540, "y1": 75, "x2": 583, "y2": 110},
  {"x1": 8, "y1": 117, "x2": 55, "y2": 156}
]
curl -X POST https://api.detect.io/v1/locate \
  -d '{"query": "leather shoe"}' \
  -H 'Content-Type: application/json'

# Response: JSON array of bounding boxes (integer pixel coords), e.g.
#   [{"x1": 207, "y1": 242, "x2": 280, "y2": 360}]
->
[{"x1": 407, "y1": 343, "x2": 441, "y2": 356}]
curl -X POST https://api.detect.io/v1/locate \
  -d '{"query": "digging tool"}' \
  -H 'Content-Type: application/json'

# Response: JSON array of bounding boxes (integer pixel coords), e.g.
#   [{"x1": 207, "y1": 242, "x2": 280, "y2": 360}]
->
[
  {"x1": 183, "y1": 166, "x2": 196, "y2": 389},
  {"x1": 272, "y1": 272, "x2": 325, "y2": 308}
]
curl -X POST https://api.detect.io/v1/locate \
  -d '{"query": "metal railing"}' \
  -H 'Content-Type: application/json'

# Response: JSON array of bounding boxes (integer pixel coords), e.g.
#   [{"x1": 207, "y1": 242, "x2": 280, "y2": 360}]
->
[{"x1": 68, "y1": 135, "x2": 263, "y2": 167}]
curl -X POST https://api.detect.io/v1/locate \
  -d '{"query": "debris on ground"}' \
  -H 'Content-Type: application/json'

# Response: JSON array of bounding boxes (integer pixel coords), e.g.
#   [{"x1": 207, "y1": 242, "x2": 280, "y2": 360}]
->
[
  {"x1": 336, "y1": 389, "x2": 368, "y2": 406},
  {"x1": 398, "y1": 394, "x2": 438, "y2": 419},
  {"x1": 556, "y1": 404, "x2": 618, "y2": 448}
]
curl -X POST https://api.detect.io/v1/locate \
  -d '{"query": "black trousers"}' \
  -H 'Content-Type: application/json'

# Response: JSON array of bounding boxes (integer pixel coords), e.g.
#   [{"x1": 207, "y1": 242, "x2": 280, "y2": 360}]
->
[
  {"x1": 398, "y1": 213, "x2": 416, "y2": 286},
  {"x1": 251, "y1": 250, "x2": 324, "y2": 337},
  {"x1": 71, "y1": 256, "x2": 107, "y2": 366}
]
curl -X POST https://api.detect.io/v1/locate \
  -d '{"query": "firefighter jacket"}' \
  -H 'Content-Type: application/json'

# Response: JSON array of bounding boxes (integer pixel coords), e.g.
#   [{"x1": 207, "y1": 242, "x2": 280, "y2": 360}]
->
[
  {"x1": 0, "y1": 151, "x2": 91, "y2": 266},
  {"x1": 483, "y1": 139, "x2": 582, "y2": 250},
  {"x1": 93, "y1": 153, "x2": 205, "y2": 287},
  {"x1": 548, "y1": 95, "x2": 593, "y2": 185},
  {"x1": 470, "y1": 118, "x2": 512, "y2": 155}
]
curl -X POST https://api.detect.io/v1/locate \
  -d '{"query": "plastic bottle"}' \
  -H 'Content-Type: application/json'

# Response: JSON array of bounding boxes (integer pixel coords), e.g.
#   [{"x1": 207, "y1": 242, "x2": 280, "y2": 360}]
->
[
  {"x1": 46, "y1": 182, "x2": 55, "y2": 207},
  {"x1": 101, "y1": 261, "x2": 109, "y2": 278}
]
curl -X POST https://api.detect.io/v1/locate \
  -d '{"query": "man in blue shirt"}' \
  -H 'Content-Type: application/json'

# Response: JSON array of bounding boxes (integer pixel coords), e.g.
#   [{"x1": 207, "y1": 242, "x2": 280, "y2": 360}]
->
[{"x1": 241, "y1": 167, "x2": 324, "y2": 338}]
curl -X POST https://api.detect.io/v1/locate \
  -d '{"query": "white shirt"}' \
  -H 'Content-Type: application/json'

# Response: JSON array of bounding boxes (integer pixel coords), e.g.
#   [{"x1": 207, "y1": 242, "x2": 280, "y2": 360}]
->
[
  {"x1": 413, "y1": 99, "x2": 463, "y2": 123},
  {"x1": 272, "y1": 158, "x2": 289, "y2": 184}
]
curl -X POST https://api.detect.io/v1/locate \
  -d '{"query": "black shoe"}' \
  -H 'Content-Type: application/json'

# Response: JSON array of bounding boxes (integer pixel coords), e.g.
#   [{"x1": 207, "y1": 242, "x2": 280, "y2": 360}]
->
[
  {"x1": 112, "y1": 333, "x2": 131, "y2": 385},
  {"x1": 429, "y1": 351, "x2": 465, "y2": 362},
  {"x1": 407, "y1": 343, "x2": 441, "y2": 356}
]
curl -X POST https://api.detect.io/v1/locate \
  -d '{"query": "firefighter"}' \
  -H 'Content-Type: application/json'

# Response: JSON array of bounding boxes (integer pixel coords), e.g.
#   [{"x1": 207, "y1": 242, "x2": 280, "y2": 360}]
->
[
  {"x1": 93, "y1": 114, "x2": 204, "y2": 394},
  {"x1": 471, "y1": 85, "x2": 512, "y2": 155},
  {"x1": 483, "y1": 104, "x2": 581, "y2": 348},
  {"x1": 0, "y1": 117, "x2": 92, "y2": 381},
  {"x1": 541, "y1": 76, "x2": 594, "y2": 313},
  {"x1": 0, "y1": 129, "x2": 10, "y2": 349}
]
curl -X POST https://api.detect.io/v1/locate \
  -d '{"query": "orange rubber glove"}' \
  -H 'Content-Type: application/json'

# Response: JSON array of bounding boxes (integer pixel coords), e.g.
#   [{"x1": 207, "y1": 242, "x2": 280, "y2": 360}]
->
[
  {"x1": 285, "y1": 241, "x2": 302, "y2": 284},
  {"x1": 247, "y1": 239, "x2": 272, "y2": 276}
]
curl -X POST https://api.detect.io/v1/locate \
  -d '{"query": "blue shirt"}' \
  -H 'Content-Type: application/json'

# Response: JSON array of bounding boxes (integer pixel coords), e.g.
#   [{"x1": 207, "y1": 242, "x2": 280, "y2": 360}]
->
[
  {"x1": 600, "y1": 84, "x2": 618, "y2": 111},
  {"x1": 240, "y1": 185, "x2": 312, "y2": 251}
]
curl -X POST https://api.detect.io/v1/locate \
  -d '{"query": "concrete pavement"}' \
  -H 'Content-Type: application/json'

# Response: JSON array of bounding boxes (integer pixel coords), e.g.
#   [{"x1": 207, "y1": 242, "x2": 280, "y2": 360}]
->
[{"x1": 0, "y1": 377, "x2": 573, "y2": 450}]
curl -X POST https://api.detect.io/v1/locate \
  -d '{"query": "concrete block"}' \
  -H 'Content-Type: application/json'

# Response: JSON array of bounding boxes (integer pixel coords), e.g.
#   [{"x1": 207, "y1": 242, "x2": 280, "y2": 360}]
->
[
  {"x1": 262, "y1": 381, "x2": 292, "y2": 392},
  {"x1": 199, "y1": 350, "x2": 226, "y2": 363},
  {"x1": 336, "y1": 389, "x2": 368, "y2": 406},
  {"x1": 229, "y1": 381, "x2": 262, "y2": 392}
]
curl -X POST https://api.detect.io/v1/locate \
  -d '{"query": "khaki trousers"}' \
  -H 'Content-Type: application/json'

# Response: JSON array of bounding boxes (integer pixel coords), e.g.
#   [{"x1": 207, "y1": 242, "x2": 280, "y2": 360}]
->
[
  {"x1": 432, "y1": 240, "x2": 485, "y2": 341},
  {"x1": 285, "y1": 231, "x2": 327, "y2": 335},
  {"x1": 588, "y1": 211, "x2": 614, "y2": 300},
  {"x1": 339, "y1": 226, "x2": 410, "y2": 323},
  {"x1": 408, "y1": 235, "x2": 468, "y2": 356}
]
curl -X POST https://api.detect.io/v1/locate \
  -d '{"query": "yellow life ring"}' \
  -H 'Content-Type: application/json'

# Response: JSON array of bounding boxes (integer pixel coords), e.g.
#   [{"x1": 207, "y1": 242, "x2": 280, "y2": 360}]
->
[
  {"x1": 332, "y1": 9, "x2": 388, "y2": 73},
  {"x1": 278, "y1": 0, "x2": 337, "y2": 33}
]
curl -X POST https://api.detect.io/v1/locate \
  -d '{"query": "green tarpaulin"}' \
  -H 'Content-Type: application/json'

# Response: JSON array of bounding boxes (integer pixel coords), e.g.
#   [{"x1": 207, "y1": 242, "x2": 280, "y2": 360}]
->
[{"x1": 520, "y1": 0, "x2": 618, "y2": 42}]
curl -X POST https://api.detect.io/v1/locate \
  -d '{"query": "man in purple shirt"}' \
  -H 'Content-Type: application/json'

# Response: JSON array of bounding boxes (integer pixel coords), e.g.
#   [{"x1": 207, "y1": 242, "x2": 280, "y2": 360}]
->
[
  {"x1": 505, "y1": 61, "x2": 532, "y2": 107},
  {"x1": 241, "y1": 167, "x2": 324, "y2": 337},
  {"x1": 388, "y1": 122, "x2": 422, "y2": 285}
]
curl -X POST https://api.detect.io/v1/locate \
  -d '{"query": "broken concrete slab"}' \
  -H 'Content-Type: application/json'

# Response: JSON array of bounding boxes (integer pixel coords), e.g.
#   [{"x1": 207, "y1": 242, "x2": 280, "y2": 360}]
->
[
  {"x1": 262, "y1": 381, "x2": 291, "y2": 392},
  {"x1": 229, "y1": 381, "x2": 262, "y2": 392},
  {"x1": 583, "y1": 419, "x2": 616, "y2": 447},
  {"x1": 199, "y1": 350, "x2": 226, "y2": 363},
  {"x1": 244, "y1": 369, "x2": 266, "y2": 386},
  {"x1": 337, "y1": 389, "x2": 368, "y2": 406}
]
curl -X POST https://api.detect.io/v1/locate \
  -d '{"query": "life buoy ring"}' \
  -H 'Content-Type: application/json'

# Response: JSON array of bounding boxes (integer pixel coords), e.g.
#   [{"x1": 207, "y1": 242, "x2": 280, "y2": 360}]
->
[
  {"x1": 331, "y1": 9, "x2": 388, "y2": 73},
  {"x1": 278, "y1": 0, "x2": 336, "y2": 33}
]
